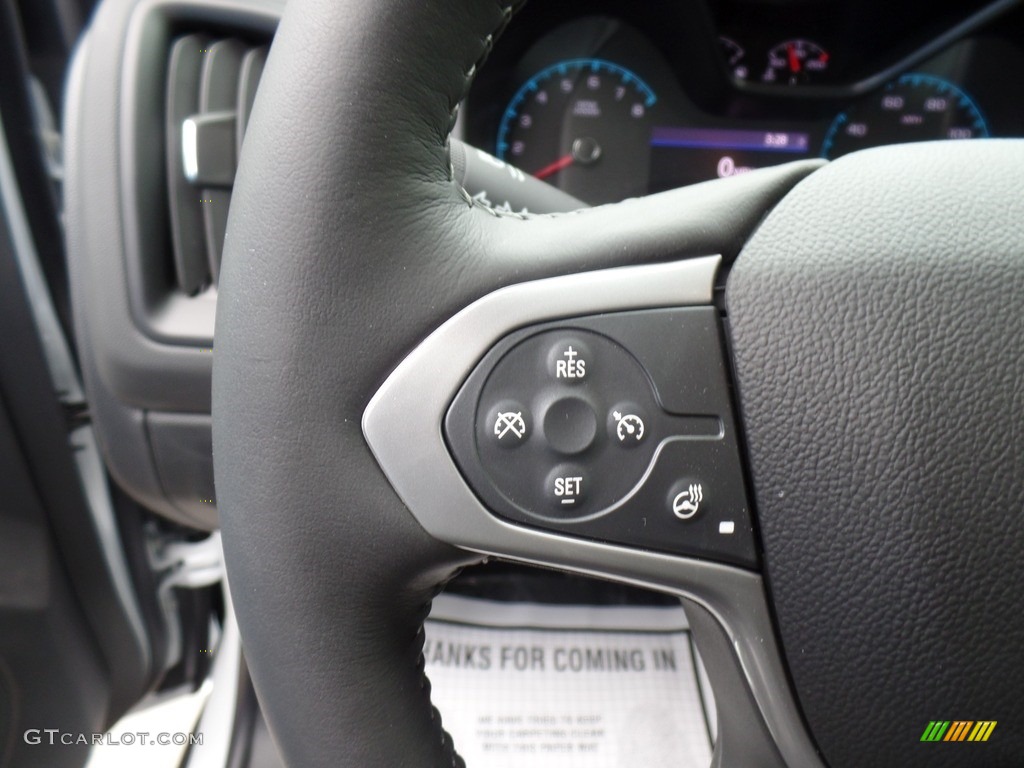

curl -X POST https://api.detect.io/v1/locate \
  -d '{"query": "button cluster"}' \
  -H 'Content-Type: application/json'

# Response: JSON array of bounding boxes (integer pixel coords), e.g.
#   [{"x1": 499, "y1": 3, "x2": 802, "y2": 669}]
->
[
  {"x1": 467, "y1": 329, "x2": 659, "y2": 520},
  {"x1": 444, "y1": 309, "x2": 758, "y2": 569}
]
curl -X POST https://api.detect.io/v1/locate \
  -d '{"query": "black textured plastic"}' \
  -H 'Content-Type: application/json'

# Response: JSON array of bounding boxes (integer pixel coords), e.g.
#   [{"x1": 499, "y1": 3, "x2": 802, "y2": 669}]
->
[
  {"x1": 446, "y1": 309, "x2": 757, "y2": 568},
  {"x1": 727, "y1": 141, "x2": 1024, "y2": 768}
]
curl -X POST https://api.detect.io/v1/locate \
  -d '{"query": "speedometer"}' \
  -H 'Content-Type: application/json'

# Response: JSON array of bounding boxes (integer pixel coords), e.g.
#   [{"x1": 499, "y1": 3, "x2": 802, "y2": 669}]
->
[
  {"x1": 822, "y1": 74, "x2": 990, "y2": 160},
  {"x1": 496, "y1": 58, "x2": 657, "y2": 205},
  {"x1": 762, "y1": 39, "x2": 830, "y2": 85}
]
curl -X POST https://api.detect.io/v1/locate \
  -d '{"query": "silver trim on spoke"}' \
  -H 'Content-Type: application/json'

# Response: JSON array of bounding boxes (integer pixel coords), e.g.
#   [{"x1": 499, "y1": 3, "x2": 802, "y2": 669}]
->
[{"x1": 363, "y1": 256, "x2": 825, "y2": 768}]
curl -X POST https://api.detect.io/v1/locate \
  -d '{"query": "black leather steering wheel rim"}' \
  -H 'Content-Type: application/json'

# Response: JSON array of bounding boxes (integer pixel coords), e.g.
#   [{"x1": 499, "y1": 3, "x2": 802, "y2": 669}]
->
[
  {"x1": 212, "y1": 1, "x2": 815, "y2": 764},
  {"x1": 213, "y1": 0, "x2": 1024, "y2": 765}
]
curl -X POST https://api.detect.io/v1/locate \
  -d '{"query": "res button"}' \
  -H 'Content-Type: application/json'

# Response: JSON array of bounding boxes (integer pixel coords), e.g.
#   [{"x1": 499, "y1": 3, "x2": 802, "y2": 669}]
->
[{"x1": 546, "y1": 338, "x2": 591, "y2": 383}]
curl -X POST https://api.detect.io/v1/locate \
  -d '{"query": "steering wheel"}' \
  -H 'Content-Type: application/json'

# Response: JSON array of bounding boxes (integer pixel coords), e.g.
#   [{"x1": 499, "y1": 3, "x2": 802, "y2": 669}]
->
[{"x1": 211, "y1": 0, "x2": 1024, "y2": 766}]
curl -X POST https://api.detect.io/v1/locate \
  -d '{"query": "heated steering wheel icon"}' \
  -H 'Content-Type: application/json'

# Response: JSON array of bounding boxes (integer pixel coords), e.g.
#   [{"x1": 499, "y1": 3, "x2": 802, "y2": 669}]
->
[{"x1": 672, "y1": 484, "x2": 703, "y2": 519}]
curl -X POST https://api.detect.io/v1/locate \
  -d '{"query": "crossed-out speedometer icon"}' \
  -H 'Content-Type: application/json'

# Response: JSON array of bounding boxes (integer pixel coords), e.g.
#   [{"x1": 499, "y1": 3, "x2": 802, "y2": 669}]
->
[{"x1": 494, "y1": 411, "x2": 527, "y2": 442}]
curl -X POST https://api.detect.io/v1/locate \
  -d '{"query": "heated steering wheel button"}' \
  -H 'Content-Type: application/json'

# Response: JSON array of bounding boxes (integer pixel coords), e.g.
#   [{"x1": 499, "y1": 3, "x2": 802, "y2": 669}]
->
[
  {"x1": 543, "y1": 397, "x2": 597, "y2": 455},
  {"x1": 547, "y1": 465, "x2": 587, "y2": 511},
  {"x1": 487, "y1": 401, "x2": 529, "y2": 447},
  {"x1": 669, "y1": 480, "x2": 706, "y2": 521}
]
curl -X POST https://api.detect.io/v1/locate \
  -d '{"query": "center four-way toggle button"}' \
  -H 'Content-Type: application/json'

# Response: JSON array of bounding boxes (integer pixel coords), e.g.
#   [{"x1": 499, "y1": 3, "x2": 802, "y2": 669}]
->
[{"x1": 543, "y1": 397, "x2": 598, "y2": 455}]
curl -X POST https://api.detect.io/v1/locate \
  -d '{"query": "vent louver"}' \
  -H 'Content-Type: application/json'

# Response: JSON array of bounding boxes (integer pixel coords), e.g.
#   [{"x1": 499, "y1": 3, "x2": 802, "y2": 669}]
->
[{"x1": 164, "y1": 34, "x2": 267, "y2": 294}]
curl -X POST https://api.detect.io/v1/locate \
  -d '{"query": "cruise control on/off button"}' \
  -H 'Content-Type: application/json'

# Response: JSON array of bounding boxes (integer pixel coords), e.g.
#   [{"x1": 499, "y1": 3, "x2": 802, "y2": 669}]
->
[{"x1": 487, "y1": 401, "x2": 529, "y2": 447}]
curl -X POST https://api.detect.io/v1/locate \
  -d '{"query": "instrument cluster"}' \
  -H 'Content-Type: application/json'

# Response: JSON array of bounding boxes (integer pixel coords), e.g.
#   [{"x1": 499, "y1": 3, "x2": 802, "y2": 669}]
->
[{"x1": 463, "y1": 1, "x2": 1024, "y2": 205}]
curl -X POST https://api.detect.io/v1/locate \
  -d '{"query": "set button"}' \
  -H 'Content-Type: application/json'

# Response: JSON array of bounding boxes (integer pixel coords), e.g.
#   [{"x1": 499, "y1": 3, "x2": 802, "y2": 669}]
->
[{"x1": 546, "y1": 464, "x2": 587, "y2": 511}]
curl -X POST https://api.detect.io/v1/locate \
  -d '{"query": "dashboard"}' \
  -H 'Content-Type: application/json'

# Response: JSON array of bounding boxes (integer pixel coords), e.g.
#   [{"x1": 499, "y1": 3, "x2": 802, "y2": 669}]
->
[{"x1": 464, "y1": 0, "x2": 1024, "y2": 205}]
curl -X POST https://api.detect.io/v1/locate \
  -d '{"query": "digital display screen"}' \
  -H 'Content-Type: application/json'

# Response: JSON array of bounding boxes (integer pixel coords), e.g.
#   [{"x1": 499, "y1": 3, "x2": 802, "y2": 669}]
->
[{"x1": 648, "y1": 126, "x2": 815, "y2": 191}]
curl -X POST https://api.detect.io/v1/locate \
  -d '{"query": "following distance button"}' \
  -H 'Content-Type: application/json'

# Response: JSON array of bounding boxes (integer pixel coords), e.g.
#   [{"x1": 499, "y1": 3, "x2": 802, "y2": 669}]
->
[{"x1": 608, "y1": 403, "x2": 648, "y2": 448}]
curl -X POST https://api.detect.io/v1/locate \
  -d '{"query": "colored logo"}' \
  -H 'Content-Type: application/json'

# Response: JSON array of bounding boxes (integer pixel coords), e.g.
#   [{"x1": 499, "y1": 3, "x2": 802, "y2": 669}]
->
[{"x1": 920, "y1": 721, "x2": 996, "y2": 742}]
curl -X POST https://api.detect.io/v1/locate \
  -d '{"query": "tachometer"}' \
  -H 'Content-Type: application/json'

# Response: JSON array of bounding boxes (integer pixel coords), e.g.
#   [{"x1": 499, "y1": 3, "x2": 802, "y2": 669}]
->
[
  {"x1": 821, "y1": 74, "x2": 990, "y2": 160},
  {"x1": 762, "y1": 39, "x2": 830, "y2": 85},
  {"x1": 719, "y1": 37, "x2": 748, "y2": 80},
  {"x1": 496, "y1": 59, "x2": 657, "y2": 205}
]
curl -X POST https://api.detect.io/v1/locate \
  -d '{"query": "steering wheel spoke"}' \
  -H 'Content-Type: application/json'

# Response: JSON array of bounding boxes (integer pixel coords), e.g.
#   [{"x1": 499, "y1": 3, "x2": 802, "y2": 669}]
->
[{"x1": 363, "y1": 255, "x2": 823, "y2": 768}]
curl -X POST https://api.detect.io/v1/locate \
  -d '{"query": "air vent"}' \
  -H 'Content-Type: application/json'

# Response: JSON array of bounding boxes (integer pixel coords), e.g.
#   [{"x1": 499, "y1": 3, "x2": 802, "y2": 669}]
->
[{"x1": 165, "y1": 34, "x2": 267, "y2": 294}]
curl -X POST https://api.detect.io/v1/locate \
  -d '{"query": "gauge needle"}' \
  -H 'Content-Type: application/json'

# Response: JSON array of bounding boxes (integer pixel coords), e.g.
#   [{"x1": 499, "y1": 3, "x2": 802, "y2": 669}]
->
[
  {"x1": 787, "y1": 44, "x2": 801, "y2": 74},
  {"x1": 534, "y1": 154, "x2": 574, "y2": 180}
]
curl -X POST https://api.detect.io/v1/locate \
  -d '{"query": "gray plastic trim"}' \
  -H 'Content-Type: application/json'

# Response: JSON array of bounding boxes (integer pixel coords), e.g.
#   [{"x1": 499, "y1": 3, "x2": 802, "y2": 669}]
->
[
  {"x1": 119, "y1": 0, "x2": 283, "y2": 347},
  {"x1": 64, "y1": 0, "x2": 282, "y2": 526},
  {"x1": 0, "y1": 119, "x2": 82, "y2": 405},
  {"x1": 183, "y1": 576, "x2": 241, "y2": 768},
  {"x1": 0, "y1": 113, "x2": 151, "y2": 677},
  {"x1": 429, "y1": 593, "x2": 691, "y2": 632},
  {"x1": 363, "y1": 256, "x2": 825, "y2": 768}
]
